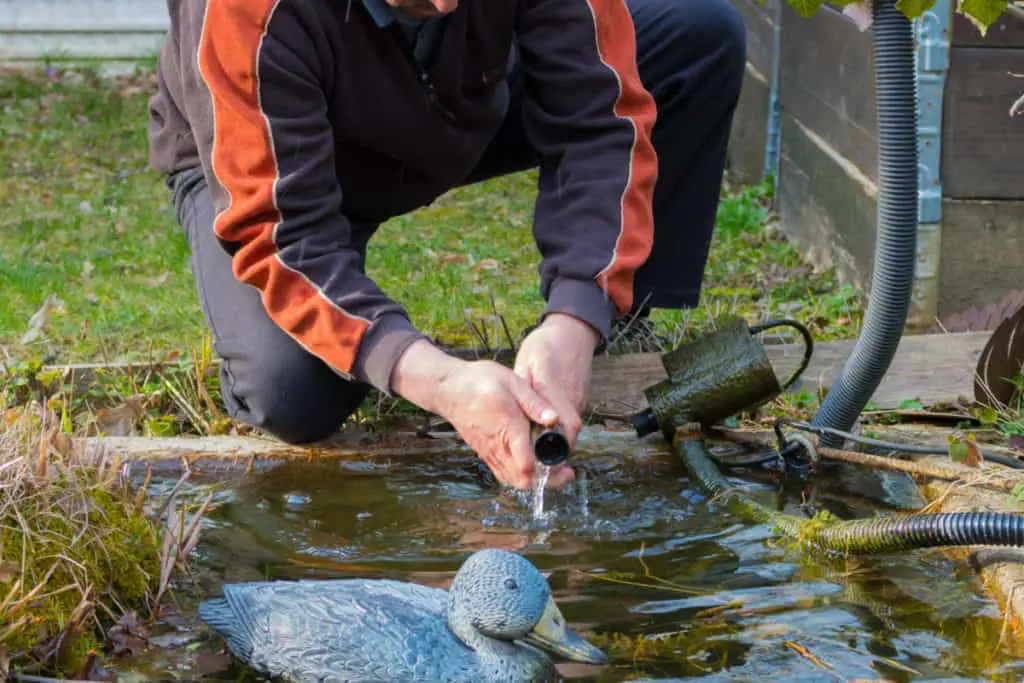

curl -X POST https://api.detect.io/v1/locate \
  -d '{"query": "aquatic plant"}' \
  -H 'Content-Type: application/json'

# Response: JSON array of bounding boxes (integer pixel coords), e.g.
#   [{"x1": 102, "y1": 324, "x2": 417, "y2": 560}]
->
[{"x1": 0, "y1": 403, "x2": 206, "y2": 677}]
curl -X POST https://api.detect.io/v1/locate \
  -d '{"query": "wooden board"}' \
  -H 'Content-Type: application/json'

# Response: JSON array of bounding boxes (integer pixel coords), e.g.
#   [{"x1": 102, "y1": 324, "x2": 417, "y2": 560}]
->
[
  {"x1": 941, "y1": 47, "x2": 1024, "y2": 200},
  {"x1": 777, "y1": 1, "x2": 878, "y2": 181},
  {"x1": 937, "y1": 199, "x2": 1024, "y2": 320},
  {"x1": 588, "y1": 331, "x2": 990, "y2": 416},
  {"x1": 24, "y1": 332, "x2": 990, "y2": 423}
]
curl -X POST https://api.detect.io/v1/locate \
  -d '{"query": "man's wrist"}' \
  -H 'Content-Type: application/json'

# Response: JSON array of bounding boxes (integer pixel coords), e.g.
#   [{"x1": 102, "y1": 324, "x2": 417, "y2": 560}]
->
[
  {"x1": 389, "y1": 339, "x2": 463, "y2": 415},
  {"x1": 541, "y1": 312, "x2": 601, "y2": 349}
]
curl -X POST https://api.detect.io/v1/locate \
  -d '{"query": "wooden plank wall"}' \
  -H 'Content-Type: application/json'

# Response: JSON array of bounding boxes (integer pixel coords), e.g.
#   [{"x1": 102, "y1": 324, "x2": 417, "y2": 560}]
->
[
  {"x1": 942, "y1": 13, "x2": 1024, "y2": 200},
  {"x1": 771, "y1": 3, "x2": 895, "y2": 319},
  {"x1": 935, "y1": 13, "x2": 1024, "y2": 320},
  {"x1": 0, "y1": 0, "x2": 168, "y2": 71},
  {"x1": 770, "y1": 2, "x2": 1024, "y2": 328},
  {"x1": 725, "y1": 0, "x2": 780, "y2": 185}
]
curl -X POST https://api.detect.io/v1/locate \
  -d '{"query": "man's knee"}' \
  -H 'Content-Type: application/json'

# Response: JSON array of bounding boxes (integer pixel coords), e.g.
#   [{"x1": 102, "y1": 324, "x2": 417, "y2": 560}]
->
[
  {"x1": 219, "y1": 344, "x2": 370, "y2": 445},
  {"x1": 639, "y1": 0, "x2": 747, "y2": 96}
]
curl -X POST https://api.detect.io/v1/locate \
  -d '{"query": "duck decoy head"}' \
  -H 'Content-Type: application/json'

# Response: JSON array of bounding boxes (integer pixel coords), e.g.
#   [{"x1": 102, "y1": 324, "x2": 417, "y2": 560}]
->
[{"x1": 448, "y1": 549, "x2": 608, "y2": 665}]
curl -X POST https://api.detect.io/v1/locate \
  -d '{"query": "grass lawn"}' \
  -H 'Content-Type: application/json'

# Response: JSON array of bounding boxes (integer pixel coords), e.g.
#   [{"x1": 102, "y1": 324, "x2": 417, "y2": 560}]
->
[{"x1": 0, "y1": 65, "x2": 862, "y2": 366}]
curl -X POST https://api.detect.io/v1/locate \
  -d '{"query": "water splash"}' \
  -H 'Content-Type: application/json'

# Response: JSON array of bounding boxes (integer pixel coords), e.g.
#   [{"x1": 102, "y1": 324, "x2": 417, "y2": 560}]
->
[
  {"x1": 531, "y1": 464, "x2": 551, "y2": 521},
  {"x1": 577, "y1": 469, "x2": 590, "y2": 519}
]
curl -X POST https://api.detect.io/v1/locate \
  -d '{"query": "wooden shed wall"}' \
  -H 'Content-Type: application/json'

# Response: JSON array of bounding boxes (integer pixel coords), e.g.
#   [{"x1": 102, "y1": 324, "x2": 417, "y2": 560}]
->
[{"x1": 724, "y1": 0, "x2": 1024, "y2": 328}]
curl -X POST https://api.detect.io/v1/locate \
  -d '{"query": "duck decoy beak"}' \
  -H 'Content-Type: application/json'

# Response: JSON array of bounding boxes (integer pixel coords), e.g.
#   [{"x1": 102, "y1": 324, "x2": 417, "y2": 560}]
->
[{"x1": 523, "y1": 597, "x2": 608, "y2": 665}]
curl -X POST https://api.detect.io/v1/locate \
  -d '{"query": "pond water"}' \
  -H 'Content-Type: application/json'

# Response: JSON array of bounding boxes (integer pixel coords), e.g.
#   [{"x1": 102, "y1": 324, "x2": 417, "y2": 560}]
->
[{"x1": 109, "y1": 430, "x2": 1024, "y2": 682}]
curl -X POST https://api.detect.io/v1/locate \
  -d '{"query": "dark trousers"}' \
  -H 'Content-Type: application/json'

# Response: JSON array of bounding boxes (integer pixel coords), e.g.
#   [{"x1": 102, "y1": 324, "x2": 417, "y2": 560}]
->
[{"x1": 170, "y1": 0, "x2": 747, "y2": 444}]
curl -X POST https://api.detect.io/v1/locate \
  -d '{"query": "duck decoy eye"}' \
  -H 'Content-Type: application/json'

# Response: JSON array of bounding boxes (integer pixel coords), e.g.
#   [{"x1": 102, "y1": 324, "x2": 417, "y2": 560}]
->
[{"x1": 504, "y1": 578, "x2": 518, "y2": 590}]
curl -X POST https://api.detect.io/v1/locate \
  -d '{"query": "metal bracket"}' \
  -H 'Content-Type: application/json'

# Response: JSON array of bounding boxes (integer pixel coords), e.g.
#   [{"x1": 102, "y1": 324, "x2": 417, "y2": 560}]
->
[{"x1": 912, "y1": 0, "x2": 951, "y2": 324}]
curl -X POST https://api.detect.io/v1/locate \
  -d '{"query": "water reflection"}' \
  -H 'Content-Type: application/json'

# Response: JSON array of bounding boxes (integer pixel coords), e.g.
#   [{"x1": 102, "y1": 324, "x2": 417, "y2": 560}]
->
[{"x1": 131, "y1": 441, "x2": 1024, "y2": 682}]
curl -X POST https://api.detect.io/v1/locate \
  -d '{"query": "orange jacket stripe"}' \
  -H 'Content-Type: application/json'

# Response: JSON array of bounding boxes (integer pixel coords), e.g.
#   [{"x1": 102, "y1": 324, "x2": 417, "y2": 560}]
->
[
  {"x1": 587, "y1": 0, "x2": 659, "y2": 315},
  {"x1": 197, "y1": 0, "x2": 369, "y2": 374}
]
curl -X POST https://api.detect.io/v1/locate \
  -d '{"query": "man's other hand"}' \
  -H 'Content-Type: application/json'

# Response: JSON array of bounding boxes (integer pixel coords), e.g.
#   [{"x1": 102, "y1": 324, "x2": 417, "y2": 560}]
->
[
  {"x1": 513, "y1": 312, "x2": 599, "y2": 481},
  {"x1": 391, "y1": 341, "x2": 567, "y2": 490}
]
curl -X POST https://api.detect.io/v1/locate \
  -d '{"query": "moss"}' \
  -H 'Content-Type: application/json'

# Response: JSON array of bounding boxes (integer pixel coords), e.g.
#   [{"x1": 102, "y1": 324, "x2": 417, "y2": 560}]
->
[{"x1": 0, "y1": 407, "x2": 173, "y2": 677}]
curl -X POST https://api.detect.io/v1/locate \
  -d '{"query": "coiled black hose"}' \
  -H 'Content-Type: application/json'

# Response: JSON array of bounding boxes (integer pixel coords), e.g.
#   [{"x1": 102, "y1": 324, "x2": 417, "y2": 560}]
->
[
  {"x1": 810, "y1": 0, "x2": 919, "y2": 449},
  {"x1": 675, "y1": 434, "x2": 1024, "y2": 554}
]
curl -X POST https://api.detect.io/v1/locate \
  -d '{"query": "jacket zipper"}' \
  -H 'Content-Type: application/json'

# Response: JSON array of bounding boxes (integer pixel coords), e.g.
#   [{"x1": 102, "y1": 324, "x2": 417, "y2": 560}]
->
[{"x1": 386, "y1": 24, "x2": 456, "y2": 123}]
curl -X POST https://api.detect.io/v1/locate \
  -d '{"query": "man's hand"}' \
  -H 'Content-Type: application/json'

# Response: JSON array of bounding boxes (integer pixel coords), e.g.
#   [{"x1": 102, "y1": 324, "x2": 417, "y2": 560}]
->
[
  {"x1": 513, "y1": 313, "x2": 600, "y2": 482},
  {"x1": 390, "y1": 340, "x2": 563, "y2": 490}
]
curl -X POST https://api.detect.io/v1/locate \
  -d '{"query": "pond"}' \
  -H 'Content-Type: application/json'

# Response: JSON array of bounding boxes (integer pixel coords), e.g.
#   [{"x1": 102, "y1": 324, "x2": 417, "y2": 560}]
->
[{"x1": 106, "y1": 429, "x2": 1024, "y2": 682}]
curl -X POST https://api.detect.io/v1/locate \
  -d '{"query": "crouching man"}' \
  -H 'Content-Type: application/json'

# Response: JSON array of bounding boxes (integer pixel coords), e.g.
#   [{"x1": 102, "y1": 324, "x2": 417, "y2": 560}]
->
[{"x1": 146, "y1": 0, "x2": 746, "y2": 489}]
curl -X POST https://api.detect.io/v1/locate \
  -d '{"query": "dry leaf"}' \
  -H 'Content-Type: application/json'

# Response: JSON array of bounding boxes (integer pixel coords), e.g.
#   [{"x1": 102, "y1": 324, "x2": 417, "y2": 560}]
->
[
  {"x1": 474, "y1": 258, "x2": 500, "y2": 270},
  {"x1": 147, "y1": 271, "x2": 171, "y2": 286},
  {"x1": 442, "y1": 253, "x2": 467, "y2": 264},
  {"x1": 0, "y1": 559, "x2": 19, "y2": 582},
  {"x1": 91, "y1": 395, "x2": 148, "y2": 437},
  {"x1": 107, "y1": 610, "x2": 151, "y2": 658},
  {"x1": 948, "y1": 432, "x2": 982, "y2": 468},
  {"x1": 20, "y1": 294, "x2": 65, "y2": 344},
  {"x1": 783, "y1": 641, "x2": 834, "y2": 673}
]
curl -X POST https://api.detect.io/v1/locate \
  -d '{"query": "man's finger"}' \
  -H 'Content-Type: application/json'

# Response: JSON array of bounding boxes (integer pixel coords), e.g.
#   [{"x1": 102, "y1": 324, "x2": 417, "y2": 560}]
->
[
  {"x1": 510, "y1": 375, "x2": 559, "y2": 427},
  {"x1": 506, "y1": 420, "x2": 537, "y2": 489},
  {"x1": 533, "y1": 382, "x2": 582, "y2": 447}
]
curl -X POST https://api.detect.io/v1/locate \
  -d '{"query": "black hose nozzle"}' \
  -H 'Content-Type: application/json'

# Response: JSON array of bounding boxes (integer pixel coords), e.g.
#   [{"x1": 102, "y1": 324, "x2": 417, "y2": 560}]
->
[{"x1": 531, "y1": 423, "x2": 570, "y2": 466}]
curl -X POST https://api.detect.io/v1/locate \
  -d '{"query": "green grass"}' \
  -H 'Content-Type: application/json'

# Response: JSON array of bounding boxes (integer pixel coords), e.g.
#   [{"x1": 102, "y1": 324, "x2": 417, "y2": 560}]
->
[{"x1": 0, "y1": 64, "x2": 861, "y2": 364}]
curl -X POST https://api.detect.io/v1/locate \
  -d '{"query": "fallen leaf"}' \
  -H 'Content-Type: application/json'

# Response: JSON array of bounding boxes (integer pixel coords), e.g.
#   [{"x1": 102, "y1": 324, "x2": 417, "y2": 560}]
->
[
  {"x1": 442, "y1": 253, "x2": 467, "y2": 264},
  {"x1": 82, "y1": 259, "x2": 95, "y2": 277},
  {"x1": 948, "y1": 432, "x2": 982, "y2": 468},
  {"x1": 4, "y1": 409, "x2": 22, "y2": 428},
  {"x1": 107, "y1": 610, "x2": 151, "y2": 658},
  {"x1": 147, "y1": 271, "x2": 171, "y2": 286},
  {"x1": 783, "y1": 640, "x2": 834, "y2": 673},
  {"x1": 0, "y1": 560, "x2": 19, "y2": 582},
  {"x1": 20, "y1": 294, "x2": 65, "y2": 344},
  {"x1": 91, "y1": 395, "x2": 148, "y2": 437},
  {"x1": 474, "y1": 258, "x2": 500, "y2": 270}
]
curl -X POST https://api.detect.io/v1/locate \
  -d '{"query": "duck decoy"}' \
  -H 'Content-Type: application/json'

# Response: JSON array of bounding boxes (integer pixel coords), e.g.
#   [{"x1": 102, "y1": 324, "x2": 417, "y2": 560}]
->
[{"x1": 198, "y1": 548, "x2": 608, "y2": 682}]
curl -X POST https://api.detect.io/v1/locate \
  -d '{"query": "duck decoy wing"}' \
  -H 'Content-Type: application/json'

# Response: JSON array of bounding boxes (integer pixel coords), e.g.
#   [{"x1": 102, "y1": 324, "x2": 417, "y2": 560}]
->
[{"x1": 200, "y1": 579, "x2": 477, "y2": 682}]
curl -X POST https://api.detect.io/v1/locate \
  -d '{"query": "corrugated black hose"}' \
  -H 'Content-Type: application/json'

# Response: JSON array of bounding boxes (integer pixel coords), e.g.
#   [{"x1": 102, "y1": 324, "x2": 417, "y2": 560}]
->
[
  {"x1": 810, "y1": 0, "x2": 920, "y2": 449},
  {"x1": 675, "y1": 434, "x2": 1024, "y2": 554}
]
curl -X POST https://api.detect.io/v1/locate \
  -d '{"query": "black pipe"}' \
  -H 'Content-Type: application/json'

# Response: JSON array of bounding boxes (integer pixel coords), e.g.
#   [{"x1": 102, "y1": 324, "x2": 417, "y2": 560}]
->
[
  {"x1": 532, "y1": 423, "x2": 570, "y2": 466},
  {"x1": 810, "y1": 0, "x2": 919, "y2": 449}
]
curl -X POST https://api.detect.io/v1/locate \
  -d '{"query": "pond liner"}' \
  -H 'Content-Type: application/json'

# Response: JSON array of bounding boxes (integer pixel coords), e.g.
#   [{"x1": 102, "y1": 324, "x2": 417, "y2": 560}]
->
[
  {"x1": 673, "y1": 430, "x2": 1024, "y2": 555},
  {"x1": 809, "y1": 0, "x2": 919, "y2": 449}
]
